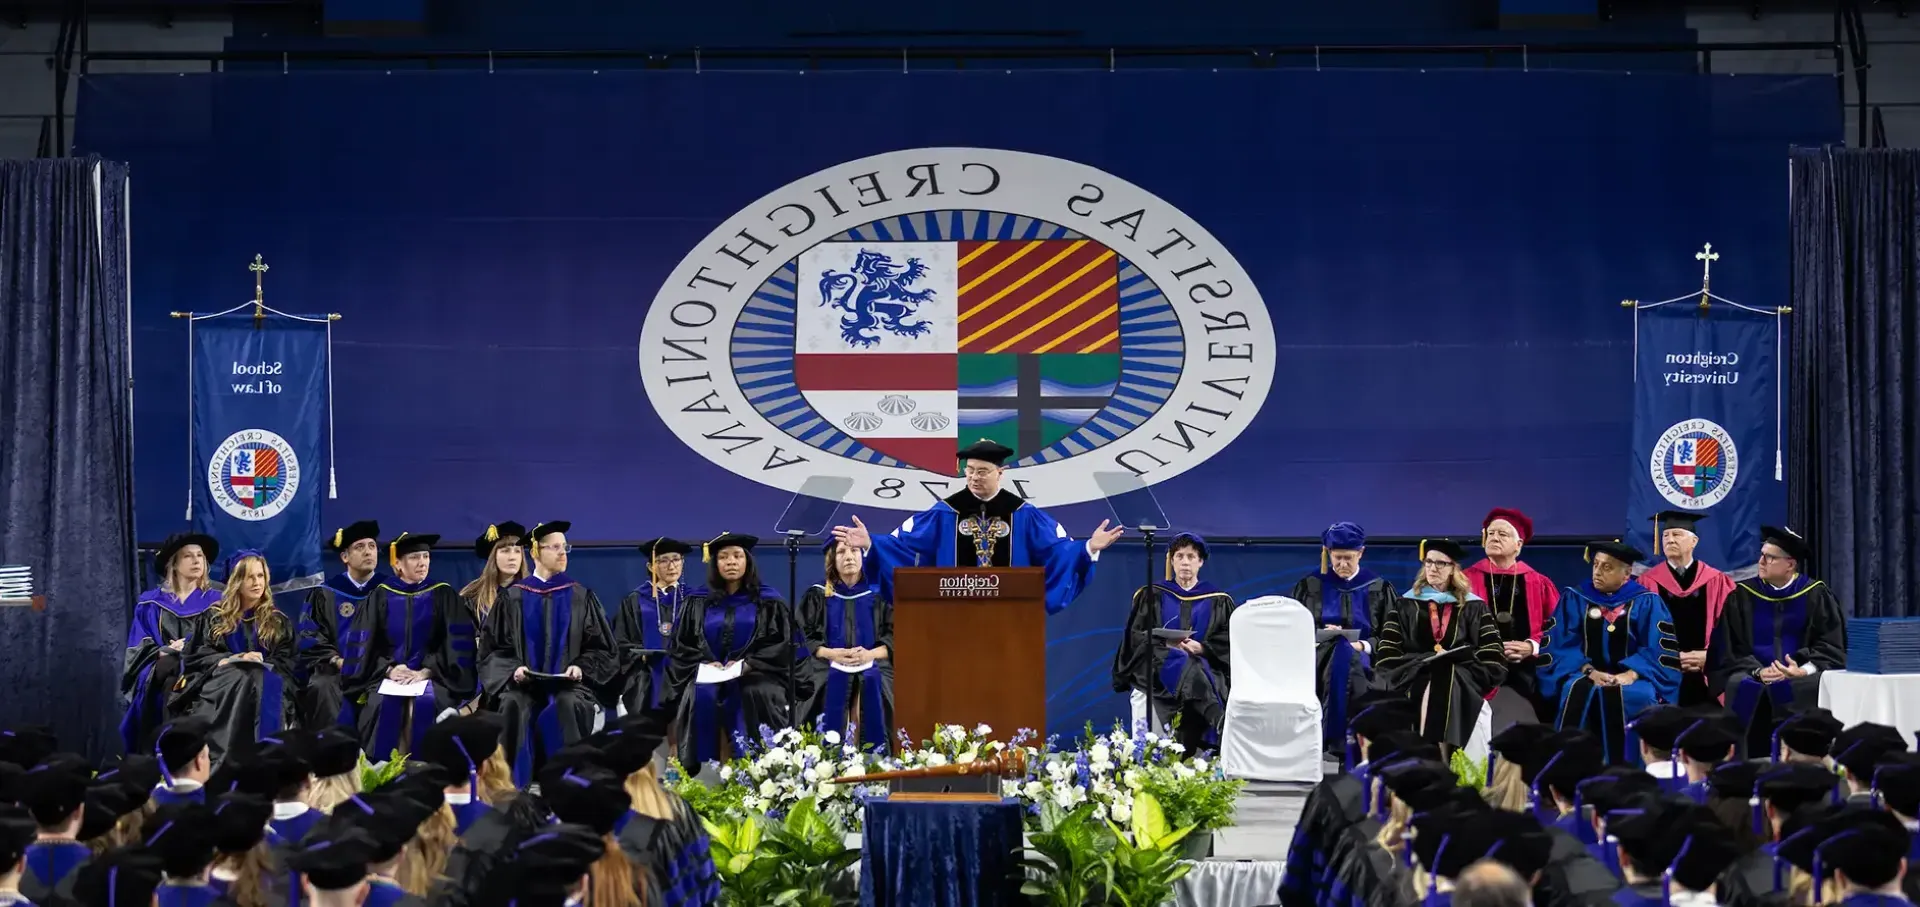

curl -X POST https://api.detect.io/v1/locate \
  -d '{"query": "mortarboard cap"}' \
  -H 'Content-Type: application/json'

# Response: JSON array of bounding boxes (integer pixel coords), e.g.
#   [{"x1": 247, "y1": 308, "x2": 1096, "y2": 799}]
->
[
  {"x1": 94, "y1": 754, "x2": 161, "y2": 794},
  {"x1": 1584, "y1": 540, "x2": 1644, "y2": 566},
  {"x1": 1577, "y1": 768, "x2": 1661, "y2": 817},
  {"x1": 1168, "y1": 532, "x2": 1208, "y2": 562},
  {"x1": 221, "y1": 549, "x2": 266, "y2": 582},
  {"x1": 154, "y1": 533, "x2": 219, "y2": 581},
  {"x1": 1350, "y1": 696, "x2": 1420, "y2": 741},
  {"x1": 386, "y1": 533, "x2": 439, "y2": 565},
  {"x1": 1832, "y1": 722, "x2": 1907, "y2": 776},
  {"x1": 332, "y1": 789, "x2": 438, "y2": 864},
  {"x1": 207, "y1": 793, "x2": 271, "y2": 854},
  {"x1": 957, "y1": 439, "x2": 1015, "y2": 467},
  {"x1": 142, "y1": 801, "x2": 220, "y2": 878},
  {"x1": 1417, "y1": 539, "x2": 1467, "y2": 564},
  {"x1": 637, "y1": 537, "x2": 691, "y2": 561},
  {"x1": 1815, "y1": 808, "x2": 1912, "y2": 888},
  {"x1": 78, "y1": 777, "x2": 150, "y2": 842},
  {"x1": 327, "y1": 521, "x2": 380, "y2": 553},
  {"x1": 1478, "y1": 811, "x2": 1556, "y2": 879},
  {"x1": 0, "y1": 726, "x2": 57, "y2": 770},
  {"x1": 284, "y1": 825, "x2": 382, "y2": 891},
  {"x1": 1630, "y1": 705, "x2": 1691, "y2": 752},
  {"x1": 304, "y1": 727, "x2": 362, "y2": 778},
  {"x1": 1706, "y1": 759, "x2": 1767, "y2": 800},
  {"x1": 0, "y1": 804, "x2": 33, "y2": 868},
  {"x1": 17, "y1": 753, "x2": 91, "y2": 826},
  {"x1": 475, "y1": 521, "x2": 528, "y2": 560},
  {"x1": 70, "y1": 846, "x2": 165, "y2": 907},
  {"x1": 1534, "y1": 743, "x2": 1605, "y2": 801},
  {"x1": 590, "y1": 713, "x2": 670, "y2": 777},
  {"x1": 229, "y1": 742, "x2": 311, "y2": 799},
  {"x1": 151, "y1": 716, "x2": 212, "y2": 778},
  {"x1": 1482, "y1": 508, "x2": 1534, "y2": 542},
  {"x1": 1365, "y1": 729, "x2": 1438, "y2": 767},
  {"x1": 1376, "y1": 759, "x2": 1460, "y2": 812},
  {"x1": 497, "y1": 823, "x2": 606, "y2": 905},
  {"x1": 1606, "y1": 797, "x2": 1708, "y2": 862},
  {"x1": 418, "y1": 714, "x2": 504, "y2": 782},
  {"x1": 537, "y1": 762, "x2": 631, "y2": 835},
  {"x1": 703, "y1": 532, "x2": 758, "y2": 560},
  {"x1": 1674, "y1": 715, "x2": 1741, "y2": 763},
  {"x1": 1774, "y1": 708, "x2": 1845, "y2": 758},
  {"x1": 1649, "y1": 511, "x2": 1705, "y2": 536},
  {"x1": 1755, "y1": 763, "x2": 1840, "y2": 814},
  {"x1": 1411, "y1": 801, "x2": 1498, "y2": 879},
  {"x1": 1665, "y1": 826, "x2": 1744, "y2": 892},
  {"x1": 528, "y1": 522, "x2": 571, "y2": 546},
  {"x1": 1873, "y1": 754, "x2": 1920, "y2": 817},
  {"x1": 1321, "y1": 522, "x2": 1366, "y2": 551},
  {"x1": 1760, "y1": 526, "x2": 1811, "y2": 566},
  {"x1": 1488, "y1": 723, "x2": 1559, "y2": 783},
  {"x1": 1774, "y1": 804, "x2": 1846, "y2": 873}
]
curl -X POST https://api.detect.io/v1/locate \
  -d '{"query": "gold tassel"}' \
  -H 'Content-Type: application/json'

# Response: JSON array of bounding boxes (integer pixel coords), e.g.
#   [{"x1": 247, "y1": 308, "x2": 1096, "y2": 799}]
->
[
  {"x1": 484, "y1": 524, "x2": 498, "y2": 543},
  {"x1": 390, "y1": 532, "x2": 406, "y2": 569},
  {"x1": 1418, "y1": 539, "x2": 1428, "y2": 562},
  {"x1": 1163, "y1": 547, "x2": 1172, "y2": 581},
  {"x1": 704, "y1": 531, "x2": 727, "y2": 563},
  {"x1": 332, "y1": 528, "x2": 344, "y2": 549},
  {"x1": 1320, "y1": 546, "x2": 1328, "y2": 575}
]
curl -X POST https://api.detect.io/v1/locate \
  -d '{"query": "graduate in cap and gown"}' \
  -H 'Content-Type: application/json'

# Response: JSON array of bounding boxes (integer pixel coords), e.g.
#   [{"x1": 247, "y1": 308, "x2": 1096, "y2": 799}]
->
[
  {"x1": 1290, "y1": 522, "x2": 1397, "y2": 755},
  {"x1": 1810, "y1": 809, "x2": 1917, "y2": 907},
  {"x1": 1717, "y1": 526, "x2": 1847, "y2": 755},
  {"x1": 123, "y1": 533, "x2": 222, "y2": 751},
  {"x1": 1540, "y1": 541, "x2": 1680, "y2": 766},
  {"x1": 1716, "y1": 763, "x2": 1842, "y2": 907},
  {"x1": 143, "y1": 800, "x2": 228, "y2": 907},
  {"x1": 324, "y1": 789, "x2": 436, "y2": 907},
  {"x1": 665, "y1": 533, "x2": 797, "y2": 766},
  {"x1": 69, "y1": 847, "x2": 166, "y2": 907},
  {"x1": 150, "y1": 717, "x2": 215, "y2": 807},
  {"x1": 416, "y1": 715, "x2": 513, "y2": 834},
  {"x1": 1627, "y1": 706, "x2": 1694, "y2": 792},
  {"x1": 1463, "y1": 508, "x2": 1561, "y2": 723},
  {"x1": 1669, "y1": 714, "x2": 1741, "y2": 803},
  {"x1": 1605, "y1": 798, "x2": 1741, "y2": 907},
  {"x1": 14, "y1": 755, "x2": 93, "y2": 904},
  {"x1": 611, "y1": 538, "x2": 695, "y2": 722},
  {"x1": 282, "y1": 825, "x2": 385, "y2": 907},
  {"x1": 0, "y1": 805, "x2": 35, "y2": 907},
  {"x1": 1770, "y1": 707, "x2": 1844, "y2": 763},
  {"x1": 1635, "y1": 512, "x2": 1738, "y2": 708},
  {"x1": 345, "y1": 533, "x2": 477, "y2": 758},
  {"x1": 177, "y1": 551, "x2": 297, "y2": 766},
  {"x1": 831, "y1": 439, "x2": 1122, "y2": 615},
  {"x1": 581, "y1": 715, "x2": 720, "y2": 907},
  {"x1": 296, "y1": 520, "x2": 385, "y2": 730},
  {"x1": 479, "y1": 522, "x2": 619, "y2": 786},
  {"x1": 799, "y1": 540, "x2": 895, "y2": 753},
  {"x1": 1832, "y1": 723, "x2": 1908, "y2": 805},
  {"x1": 1112, "y1": 532, "x2": 1234, "y2": 755},
  {"x1": 1372, "y1": 539, "x2": 1507, "y2": 750},
  {"x1": 459, "y1": 522, "x2": 529, "y2": 657},
  {"x1": 1277, "y1": 697, "x2": 1419, "y2": 907},
  {"x1": 1865, "y1": 755, "x2": 1920, "y2": 875}
]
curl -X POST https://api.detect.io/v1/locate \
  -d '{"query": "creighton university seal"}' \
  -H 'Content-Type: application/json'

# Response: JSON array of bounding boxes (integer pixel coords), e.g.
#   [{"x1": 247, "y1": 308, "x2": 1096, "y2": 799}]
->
[
  {"x1": 1649, "y1": 418, "x2": 1739, "y2": 509},
  {"x1": 638, "y1": 148, "x2": 1277, "y2": 509},
  {"x1": 207, "y1": 428, "x2": 302, "y2": 521}
]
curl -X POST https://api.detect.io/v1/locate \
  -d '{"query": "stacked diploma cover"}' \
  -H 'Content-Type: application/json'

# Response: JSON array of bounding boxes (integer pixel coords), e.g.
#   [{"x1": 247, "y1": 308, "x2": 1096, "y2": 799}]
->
[{"x1": 1846, "y1": 618, "x2": 1920, "y2": 674}]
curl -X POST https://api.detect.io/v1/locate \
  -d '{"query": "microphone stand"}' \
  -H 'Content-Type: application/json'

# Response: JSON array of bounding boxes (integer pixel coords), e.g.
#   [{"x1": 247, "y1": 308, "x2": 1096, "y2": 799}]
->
[
  {"x1": 1141, "y1": 526, "x2": 1158, "y2": 591},
  {"x1": 784, "y1": 529, "x2": 803, "y2": 730}
]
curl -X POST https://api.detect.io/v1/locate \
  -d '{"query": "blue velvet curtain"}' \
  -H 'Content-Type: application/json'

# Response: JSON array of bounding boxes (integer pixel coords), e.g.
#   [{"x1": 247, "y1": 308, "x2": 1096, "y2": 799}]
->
[
  {"x1": 1788, "y1": 148, "x2": 1920, "y2": 617},
  {"x1": 0, "y1": 157, "x2": 135, "y2": 758}
]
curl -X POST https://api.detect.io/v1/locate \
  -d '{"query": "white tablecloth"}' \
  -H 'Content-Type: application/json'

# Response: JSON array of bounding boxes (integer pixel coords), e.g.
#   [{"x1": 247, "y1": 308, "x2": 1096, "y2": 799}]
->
[
  {"x1": 1817, "y1": 670, "x2": 1920, "y2": 739},
  {"x1": 1174, "y1": 860, "x2": 1286, "y2": 907}
]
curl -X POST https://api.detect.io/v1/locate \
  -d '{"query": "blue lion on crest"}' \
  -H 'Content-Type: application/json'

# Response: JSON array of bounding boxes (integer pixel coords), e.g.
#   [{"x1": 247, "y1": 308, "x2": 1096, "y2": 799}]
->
[{"x1": 817, "y1": 249, "x2": 936, "y2": 348}]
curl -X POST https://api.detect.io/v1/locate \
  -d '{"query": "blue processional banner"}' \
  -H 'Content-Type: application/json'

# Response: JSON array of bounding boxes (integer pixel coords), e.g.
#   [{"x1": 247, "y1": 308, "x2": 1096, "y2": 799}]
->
[
  {"x1": 190, "y1": 314, "x2": 330, "y2": 588},
  {"x1": 1625, "y1": 300, "x2": 1786, "y2": 572}
]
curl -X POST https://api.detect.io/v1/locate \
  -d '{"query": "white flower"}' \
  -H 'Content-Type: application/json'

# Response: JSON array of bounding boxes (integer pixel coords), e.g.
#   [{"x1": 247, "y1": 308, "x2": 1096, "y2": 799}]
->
[
  {"x1": 718, "y1": 765, "x2": 734, "y2": 782},
  {"x1": 1022, "y1": 781, "x2": 1044, "y2": 800},
  {"x1": 1092, "y1": 803, "x2": 1108, "y2": 821},
  {"x1": 1192, "y1": 756, "x2": 1208, "y2": 772},
  {"x1": 1168, "y1": 742, "x2": 1187, "y2": 754},
  {"x1": 1110, "y1": 800, "x2": 1132, "y2": 824},
  {"x1": 759, "y1": 780, "x2": 777, "y2": 796},
  {"x1": 1123, "y1": 769, "x2": 1144, "y2": 790},
  {"x1": 926, "y1": 753, "x2": 949, "y2": 767},
  {"x1": 765, "y1": 747, "x2": 791, "y2": 765},
  {"x1": 803, "y1": 767, "x2": 822, "y2": 783},
  {"x1": 803, "y1": 744, "x2": 823, "y2": 760},
  {"x1": 957, "y1": 750, "x2": 977, "y2": 765},
  {"x1": 817, "y1": 782, "x2": 838, "y2": 798},
  {"x1": 1090, "y1": 743, "x2": 1111, "y2": 763},
  {"x1": 1174, "y1": 763, "x2": 1196, "y2": 779},
  {"x1": 840, "y1": 762, "x2": 866, "y2": 777},
  {"x1": 974, "y1": 723, "x2": 992, "y2": 737},
  {"x1": 824, "y1": 730, "x2": 842, "y2": 745},
  {"x1": 744, "y1": 795, "x2": 765, "y2": 812}
]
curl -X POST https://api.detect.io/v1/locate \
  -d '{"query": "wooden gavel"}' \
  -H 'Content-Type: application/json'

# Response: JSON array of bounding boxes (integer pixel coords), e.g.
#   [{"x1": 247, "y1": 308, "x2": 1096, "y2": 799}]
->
[{"x1": 831, "y1": 747, "x2": 1028, "y2": 784}]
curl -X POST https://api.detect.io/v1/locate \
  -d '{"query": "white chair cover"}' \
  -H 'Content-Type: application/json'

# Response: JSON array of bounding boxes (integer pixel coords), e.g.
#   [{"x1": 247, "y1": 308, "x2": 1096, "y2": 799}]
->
[{"x1": 1220, "y1": 595, "x2": 1323, "y2": 782}]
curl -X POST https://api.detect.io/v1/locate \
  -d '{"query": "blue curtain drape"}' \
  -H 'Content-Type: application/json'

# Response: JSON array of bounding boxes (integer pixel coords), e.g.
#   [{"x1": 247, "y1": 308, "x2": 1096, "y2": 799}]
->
[
  {"x1": 1788, "y1": 147, "x2": 1920, "y2": 618},
  {"x1": 0, "y1": 156, "x2": 135, "y2": 758}
]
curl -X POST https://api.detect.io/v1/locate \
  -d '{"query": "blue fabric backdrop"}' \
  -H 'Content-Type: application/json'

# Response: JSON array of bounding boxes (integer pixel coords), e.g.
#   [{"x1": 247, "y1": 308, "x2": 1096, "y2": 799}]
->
[{"x1": 75, "y1": 69, "x2": 1839, "y2": 547}]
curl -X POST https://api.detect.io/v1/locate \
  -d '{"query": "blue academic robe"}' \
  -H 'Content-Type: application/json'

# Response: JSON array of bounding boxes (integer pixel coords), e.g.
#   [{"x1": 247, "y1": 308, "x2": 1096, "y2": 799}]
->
[
  {"x1": 1840, "y1": 896, "x2": 1913, "y2": 907},
  {"x1": 267, "y1": 806, "x2": 325, "y2": 847},
  {"x1": 20, "y1": 842, "x2": 90, "y2": 904},
  {"x1": 1289, "y1": 570, "x2": 1396, "y2": 748},
  {"x1": 1541, "y1": 580, "x2": 1680, "y2": 765},
  {"x1": 122, "y1": 587, "x2": 220, "y2": 749},
  {"x1": 1611, "y1": 885, "x2": 1666, "y2": 907},
  {"x1": 1720, "y1": 574, "x2": 1847, "y2": 751},
  {"x1": 365, "y1": 879, "x2": 411, "y2": 907},
  {"x1": 449, "y1": 797, "x2": 493, "y2": 835},
  {"x1": 296, "y1": 571, "x2": 387, "y2": 729},
  {"x1": 157, "y1": 882, "x2": 224, "y2": 907},
  {"x1": 151, "y1": 783, "x2": 206, "y2": 807},
  {"x1": 865, "y1": 490, "x2": 1095, "y2": 614},
  {"x1": 347, "y1": 577, "x2": 475, "y2": 759}
]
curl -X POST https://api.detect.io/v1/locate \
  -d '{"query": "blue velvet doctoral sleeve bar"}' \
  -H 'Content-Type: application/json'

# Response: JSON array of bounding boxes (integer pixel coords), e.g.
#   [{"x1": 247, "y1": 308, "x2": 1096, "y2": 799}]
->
[
  {"x1": 858, "y1": 798, "x2": 1025, "y2": 907},
  {"x1": 866, "y1": 503, "x2": 953, "y2": 604},
  {"x1": 1014, "y1": 502, "x2": 1095, "y2": 614}
]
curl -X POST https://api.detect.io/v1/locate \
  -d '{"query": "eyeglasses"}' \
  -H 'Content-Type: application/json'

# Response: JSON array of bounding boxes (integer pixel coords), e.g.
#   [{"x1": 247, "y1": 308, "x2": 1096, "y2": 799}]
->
[
  {"x1": 539, "y1": 543, "x2": 572, "y2": 554},
  {"x1": 654, "y1": 554, "x2": 684, "y2": 565},
  {"x1": 1758, "y1": 552, "x2": 1791, "y2": 564},
  {"x1": 962, "y1": 467, "x2": 999, "y2": 479},
  {"x1": 1423, "y1": 559, "x2": 1455, "y2": 568}
]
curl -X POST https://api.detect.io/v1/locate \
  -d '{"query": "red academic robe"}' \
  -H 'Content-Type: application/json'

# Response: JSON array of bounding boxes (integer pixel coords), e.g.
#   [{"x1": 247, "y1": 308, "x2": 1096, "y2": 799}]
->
[
  {"x1": 1462, "y1": 559, "x2": 1559, "y2": 704},
  {"x1": 1636, "y1": 560, "x2": 1735, "y2": 648}
]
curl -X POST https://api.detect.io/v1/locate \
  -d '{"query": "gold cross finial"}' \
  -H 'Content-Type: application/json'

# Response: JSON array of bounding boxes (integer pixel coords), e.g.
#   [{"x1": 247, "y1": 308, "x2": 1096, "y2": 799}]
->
[
  {"x1": 249, "y1": 255, "x2": 269, "y2": 327},
  {"x1": 1695, "y1": 243, "x2": 1719, "y2": 310}
]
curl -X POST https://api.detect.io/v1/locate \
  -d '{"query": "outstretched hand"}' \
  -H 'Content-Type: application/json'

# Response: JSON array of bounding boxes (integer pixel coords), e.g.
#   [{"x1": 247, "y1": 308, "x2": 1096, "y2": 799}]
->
[
  {"x1": 831, "y1": 515, "x2": 872, "y2": 550},
  {"x1": 1088, "y1": 520, "x2": 1124, "y2": 553}
]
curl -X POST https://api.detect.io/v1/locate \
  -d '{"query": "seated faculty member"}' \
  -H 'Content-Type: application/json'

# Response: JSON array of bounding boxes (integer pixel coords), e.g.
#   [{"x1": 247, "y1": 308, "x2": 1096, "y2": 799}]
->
[
  {"x1": 831, "y1": 439, "x2": 1122, "y2": 614},
  {"x1": 1717, "y1": 525, "x2": 1847, "y2": 755},
  {"x1": 296, "y1": 520, "x2": 385, "y2": 730},
  {"x1": 1635, "y1": 511, "x2": 1737, "y2": 707},
  {"x1": 1462, "y1": 508, "x2": 1560, "y2": 723},
  {"x1": 346, "y1": 533, "x2": 477, "y2": 758},
  {"x1": 1113, "y1": 532, "x2": 1234, "y2": 755},
  {"x1": 666, "y1": 533, "x2": 797, "y2": 767},
  {"x1": 1289, "y1": 521, "x2": 1396, "y2": 754},
  {"x1": 1540, "y1": 541, "x2": 1679, "y2": 766},
  {"x1": 122, "y1": 533, "x2": 220, "y2": 751},
  {"x1": 179, "y1": 550, "x2": 297, "y2": 766},
  {"x1": 1372, "y1": 539, "x2": 1506, "y2": 751},
  {"x1": 798, "y1": 539, "x2": 894, "y2": 752},
  {"x1": 611, "y1": 537, "x2": 694, "y2": 722},
  {"x1": 479, "y1": 521, "x2": 619, "y2": 785}
]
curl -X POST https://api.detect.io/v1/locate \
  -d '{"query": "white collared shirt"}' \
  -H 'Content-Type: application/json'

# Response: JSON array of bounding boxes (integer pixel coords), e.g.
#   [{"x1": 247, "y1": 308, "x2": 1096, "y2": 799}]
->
[{"x1": 272, "y1": 802, "x2": 311, "y2": 821}]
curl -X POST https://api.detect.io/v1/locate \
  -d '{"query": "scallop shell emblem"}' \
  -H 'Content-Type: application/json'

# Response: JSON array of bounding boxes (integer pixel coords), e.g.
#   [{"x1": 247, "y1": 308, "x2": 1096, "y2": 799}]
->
[
  {"x1": 911, "y1": 412, "x2": 952, "y2": 432},
  {"x1": 843, "y1": 411, "x2": 884, "y2": 432},
  {"x1": 877, "y1": 394, "x2": 917, "y2": 416}
]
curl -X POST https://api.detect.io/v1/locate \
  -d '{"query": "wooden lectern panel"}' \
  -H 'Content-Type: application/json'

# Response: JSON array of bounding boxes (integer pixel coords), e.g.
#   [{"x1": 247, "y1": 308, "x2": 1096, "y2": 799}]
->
[{"x1": 890, "y1": 568, "x2": 1047, "y2": 745}]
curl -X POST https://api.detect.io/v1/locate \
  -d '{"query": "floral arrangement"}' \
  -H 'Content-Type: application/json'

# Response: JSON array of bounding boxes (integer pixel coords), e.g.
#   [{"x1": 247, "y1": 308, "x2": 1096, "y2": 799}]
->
[{"x1": 669, "y1": 719, "x2": 1241, "y2": 837}]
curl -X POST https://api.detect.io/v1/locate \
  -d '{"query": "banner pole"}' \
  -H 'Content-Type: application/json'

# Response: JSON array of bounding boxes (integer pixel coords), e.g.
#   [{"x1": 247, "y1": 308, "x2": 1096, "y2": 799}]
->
[{"x1": 327, "y1": 315, "x2": 339, "y2": 499}]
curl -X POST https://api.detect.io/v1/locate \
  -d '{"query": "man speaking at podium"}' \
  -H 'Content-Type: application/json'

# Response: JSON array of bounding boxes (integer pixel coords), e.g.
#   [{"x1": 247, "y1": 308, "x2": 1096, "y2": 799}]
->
[{"x1": 832, "y1": 439, "x2": 1125, "y2": 614}]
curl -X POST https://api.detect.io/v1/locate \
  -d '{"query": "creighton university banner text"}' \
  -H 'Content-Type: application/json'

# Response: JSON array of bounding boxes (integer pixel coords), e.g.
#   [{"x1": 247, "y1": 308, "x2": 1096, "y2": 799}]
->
[
  {"x1": 190, "y1": 313, "x2": 331, "y2": 588},
  {"x1": 1626, "y1": 300, "x2": 1786, "y2": 572}
]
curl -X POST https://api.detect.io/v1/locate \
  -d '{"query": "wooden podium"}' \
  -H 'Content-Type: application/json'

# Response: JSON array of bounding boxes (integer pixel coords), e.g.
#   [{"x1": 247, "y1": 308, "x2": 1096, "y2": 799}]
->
[{"x1": 890, "y1": 567, "x2": 1046, "y2": 744}]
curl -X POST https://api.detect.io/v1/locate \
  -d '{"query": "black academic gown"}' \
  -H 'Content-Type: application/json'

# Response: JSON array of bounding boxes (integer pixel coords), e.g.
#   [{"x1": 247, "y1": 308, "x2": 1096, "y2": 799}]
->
[
  {"x1": 664, "y1": 583, "x2": 797, "y2": 766},
  {"x1": 1111, "y1": 579, "x2": 1234, "y2": 755},
  {"x1": 295, "y1": 571, "x2": 385, "y2": 729},
  {"x1": 1537, "y1": 827, "x2": 1622, "y2": 907},
  {"x1": 121, "y1": 586, "x2": 220, "y2": 751},
  {"x1": 1715, "y1": 847, "x2": 1786, "y2": 907},
  {"x1": 478, "y1": 573, "x2": 619, "y2": 785},
  {"x1": 19, "y1": 841, "x2": 91, "y2": 905},
  {"x1": 797, "y1": 580, "x2": 893, "y2": 751},
  {"x1": 175, "y1": 612, "x2": 298, "y2": 766},
  {"x1": 615, "y1": 796, "x2": 722, "y2": 907},
  {"x1": 1371, "y1": 591, "x2": 1507, "y2": 748},
  {"x1": 345, "y1": 578, "x2": 477, "y2": 758},
  {"x1": 1290, "y1": 571, "x2": 1397, "y2": 750},
  {"x1": 1325, "y1": 820, "x2": 1399, "y2": 907},
  {"x1": 1716, "y1": 575, "x2": 1846, "y2": 755},
  {"x1": 1279, "y1": 772, "x2": 1370, "y2": 907},
  {"x1": 610, "y1": 583, "x2": 693, "y2": 719}
]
